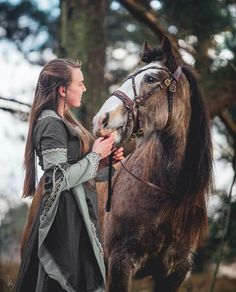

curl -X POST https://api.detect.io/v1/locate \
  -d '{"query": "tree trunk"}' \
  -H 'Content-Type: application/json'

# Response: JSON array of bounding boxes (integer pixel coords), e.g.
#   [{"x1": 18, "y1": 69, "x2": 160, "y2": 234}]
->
[{"x1": 58, "y1": 0, "x2": 107, "y2": 127}]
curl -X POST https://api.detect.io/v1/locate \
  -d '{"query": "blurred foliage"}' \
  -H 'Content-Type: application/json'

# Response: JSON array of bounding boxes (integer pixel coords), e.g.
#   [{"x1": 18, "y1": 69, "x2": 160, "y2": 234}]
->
[
  {"x1": 0, "y1": 0, "x2": 59, "y2": 65},
  {"x1": 107, "y1": 2, "x2": 157, "y2": 45},
  {"x1": 194, "y1": 199, "x2": 236, "y2": 272},
  {"x1": 0, "y1": 203, "x2": 28, "y2": 291},
  {"x1": 182, "y1": 273, "x2": 236, "y2": 292},
  {"x1": 0, "y1": 262, "x2": 19, "y2": 292},
  {"x1": 0, "y1": 202, "x2": 27, "y2": 256}
]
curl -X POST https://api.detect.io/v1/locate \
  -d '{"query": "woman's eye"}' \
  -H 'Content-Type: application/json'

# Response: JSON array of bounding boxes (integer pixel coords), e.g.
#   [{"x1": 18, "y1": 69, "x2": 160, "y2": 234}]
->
[{"x1": 146, "y1": 76, "x2": 157, "y2": 84}]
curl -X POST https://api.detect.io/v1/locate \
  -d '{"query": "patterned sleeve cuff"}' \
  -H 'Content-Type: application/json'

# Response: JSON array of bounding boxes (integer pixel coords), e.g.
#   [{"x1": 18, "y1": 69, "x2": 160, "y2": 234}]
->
[
  {"x1": 42, "y1": 147, "x2": 67, "y2": 170},
  {"x1": 87, "y1": 151, "x2": 101, "y2": 178}
]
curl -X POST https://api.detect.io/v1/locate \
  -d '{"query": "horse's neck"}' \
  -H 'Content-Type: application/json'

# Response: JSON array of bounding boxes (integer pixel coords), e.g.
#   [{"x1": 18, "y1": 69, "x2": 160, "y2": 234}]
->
[{"x1": 132, "y1": 128, "x2": 188, "y2": 190}]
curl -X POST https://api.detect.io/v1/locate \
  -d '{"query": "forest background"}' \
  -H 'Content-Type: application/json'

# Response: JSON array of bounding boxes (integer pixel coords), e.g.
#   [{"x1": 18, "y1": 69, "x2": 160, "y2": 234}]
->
[{"x1": 0, "y1": 0, "x2": 236, "y2": 291}]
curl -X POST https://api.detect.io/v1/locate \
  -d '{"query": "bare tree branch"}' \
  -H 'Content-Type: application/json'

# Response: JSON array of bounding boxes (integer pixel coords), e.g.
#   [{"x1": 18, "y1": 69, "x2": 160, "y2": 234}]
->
[
  {"x1": 0, "y1": 96, "x2": 30, "y2": 121},
  {"x1": 119, "y1": 0, "x2": 165, "y2": 38},
  {"x1": 0, "y1": 96, "x2": 31, "y2": 107},
  {"x1": 118, "y1": 0, "x2": 183, "y2": 62}
]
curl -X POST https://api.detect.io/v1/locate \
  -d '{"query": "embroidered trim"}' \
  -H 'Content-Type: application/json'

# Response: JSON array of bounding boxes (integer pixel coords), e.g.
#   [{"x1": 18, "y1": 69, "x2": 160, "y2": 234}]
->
[
  {"x1": 90, "y1": 221, "x2": 104, "y2": 257},
  {"x1": 90, "y1": 152, "x2": 101, "y2": 178},
  {"x1": 40, "y1": 176, "x2": 63, "y2": 224},
  {"x1": 38, "y1": 110, "x2": 61, "y2": 121},
  {"x1": 42, "y1": 148, "x2": 67, "y2": 156}
]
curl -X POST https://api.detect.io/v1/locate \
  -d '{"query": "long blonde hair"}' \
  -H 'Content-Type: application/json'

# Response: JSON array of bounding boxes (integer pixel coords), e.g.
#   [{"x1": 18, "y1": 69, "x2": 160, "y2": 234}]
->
[{"x1": 23, "y1": 58, "x2": 94, "y2": 197}]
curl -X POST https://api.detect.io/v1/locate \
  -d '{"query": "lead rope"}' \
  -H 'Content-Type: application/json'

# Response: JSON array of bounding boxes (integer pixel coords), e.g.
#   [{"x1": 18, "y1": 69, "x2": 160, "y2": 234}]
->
[{"x1": 106, "y1": 153, "x2": 113, "y2": 212}]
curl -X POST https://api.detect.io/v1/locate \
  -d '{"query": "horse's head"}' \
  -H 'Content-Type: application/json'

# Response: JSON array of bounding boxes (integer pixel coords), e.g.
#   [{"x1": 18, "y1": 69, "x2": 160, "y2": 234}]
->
[{"x1": 93, "y1": 36, "x2": 190, "y2": 144}]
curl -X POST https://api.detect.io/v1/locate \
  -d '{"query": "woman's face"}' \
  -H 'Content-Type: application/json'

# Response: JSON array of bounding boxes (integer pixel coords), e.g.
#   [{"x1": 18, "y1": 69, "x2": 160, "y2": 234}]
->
[{"x1": 66, "y1": 68, "x2": 86, "y2": 108}]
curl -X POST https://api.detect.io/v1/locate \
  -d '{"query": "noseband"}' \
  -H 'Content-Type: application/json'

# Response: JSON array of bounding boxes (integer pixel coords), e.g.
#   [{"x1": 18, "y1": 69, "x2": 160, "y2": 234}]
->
[{"x1": 111, "y1": 65, "x2": 182, "y2": 140}]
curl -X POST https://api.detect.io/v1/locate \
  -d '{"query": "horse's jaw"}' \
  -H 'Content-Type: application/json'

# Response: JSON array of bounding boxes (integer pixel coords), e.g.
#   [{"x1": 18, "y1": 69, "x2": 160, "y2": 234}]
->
[
  {"x1": 93, "y1": 126, "x2": 124, "y2": 146},
  {"x1": 93, "y1": 104, "x2": 129, "y2": 145}
]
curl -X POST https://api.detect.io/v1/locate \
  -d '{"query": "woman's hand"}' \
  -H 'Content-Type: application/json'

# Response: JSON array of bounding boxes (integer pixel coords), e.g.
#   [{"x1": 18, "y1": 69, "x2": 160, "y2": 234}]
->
[
  {"x1": 112, "y1": 146, "x2": 124, "y2": 163},
  {"x1": 99, "y1": 146, "x2": 125, "y2": 168},
  {"x1": 92, "y1": 136, "x2": 114, "y2": 160}
]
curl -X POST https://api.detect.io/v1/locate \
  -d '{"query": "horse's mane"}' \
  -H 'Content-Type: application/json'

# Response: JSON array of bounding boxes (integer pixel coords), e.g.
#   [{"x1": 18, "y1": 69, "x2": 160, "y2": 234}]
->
[
  {"x1": 178, "y1": 66, "x2": 213, "y2": 200},
  {"x1": 158, "y1": 66, "x2": 213, "y2": 246}
]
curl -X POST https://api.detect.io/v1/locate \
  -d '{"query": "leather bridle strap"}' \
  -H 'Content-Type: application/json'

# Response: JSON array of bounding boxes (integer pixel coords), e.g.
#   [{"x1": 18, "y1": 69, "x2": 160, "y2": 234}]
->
[
  {"x1": 105, "y1": 65, "x2": 182, "y2": 212},
  {"x1": 165, "y1": 66, "x2": 182, "y2": 129},
  {"x1": 111, "y1": 90, "x2": 136, "y2": 139},
  {"x1": 112, "y1": 66, "x2": 182, "y2": 139},
  {"x1": 112, "y1": 90, "x2": 135, "y2": 110}
]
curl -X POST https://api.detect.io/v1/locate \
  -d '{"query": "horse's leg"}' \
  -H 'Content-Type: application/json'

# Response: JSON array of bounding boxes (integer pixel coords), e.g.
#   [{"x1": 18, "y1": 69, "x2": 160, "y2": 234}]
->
[
  {"x1": 153, "y1": 262, "x2": 191, "y2": 292},
  {"x1": 106, "y1": 249, "x2": 138, "y2": 292}
]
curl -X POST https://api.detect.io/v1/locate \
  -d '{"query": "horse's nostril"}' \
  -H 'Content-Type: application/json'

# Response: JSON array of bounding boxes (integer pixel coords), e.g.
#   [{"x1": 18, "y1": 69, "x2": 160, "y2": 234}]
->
[{"x1": 102, "y1": 112, "x2": 109, "y2": 128}]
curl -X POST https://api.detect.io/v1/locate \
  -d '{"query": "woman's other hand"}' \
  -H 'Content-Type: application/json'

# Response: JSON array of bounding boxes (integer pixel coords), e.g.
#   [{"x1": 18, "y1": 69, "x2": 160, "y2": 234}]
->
[
  {"x1": 112, "y1": 146, "x2": 124, "y2": 163},
  {"x1": 92, "y1": 136, "x2": 114, "y2": 160}
]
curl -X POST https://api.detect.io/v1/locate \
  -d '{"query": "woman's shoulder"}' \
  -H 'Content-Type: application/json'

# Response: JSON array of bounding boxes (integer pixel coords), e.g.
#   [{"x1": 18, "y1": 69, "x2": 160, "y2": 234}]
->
[
  {"x1": 33, "y1": 110, "x2": 68, "y2": 147},
  {"x1": 35, "y1": 110, "x2": 65, "y2": 133},
  {"x1": 37, "y1": 109, "x2": 62, "y2": 123}
]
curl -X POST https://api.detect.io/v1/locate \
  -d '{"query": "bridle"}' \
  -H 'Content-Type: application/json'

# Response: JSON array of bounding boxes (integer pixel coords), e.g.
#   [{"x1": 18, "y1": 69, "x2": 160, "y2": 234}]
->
[
  {"x1": 111, "y1": 65, "x2": 182, "y2": 140},
  {"x1": 106, "y1": 65, "x2": 182, "y2": 212}
]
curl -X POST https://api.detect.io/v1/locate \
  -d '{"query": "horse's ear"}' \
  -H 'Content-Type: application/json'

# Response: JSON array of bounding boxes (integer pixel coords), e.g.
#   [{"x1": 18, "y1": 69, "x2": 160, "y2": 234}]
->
[
  {"x1": 141, "y1": 41, "x2": 152, "y2": 63},
  {"x1": 141, "y1": 40, "x2": 164, "y2": 63},
  {"x1": 143, "y1": 41, "x2": 151, "y2": 53},
  {"x1": 161, "y1": 35, "x2": 178, "y2": 72}
]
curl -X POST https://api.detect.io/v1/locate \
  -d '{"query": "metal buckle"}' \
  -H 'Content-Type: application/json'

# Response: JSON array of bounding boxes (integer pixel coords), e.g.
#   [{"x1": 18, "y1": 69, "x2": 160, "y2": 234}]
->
[
  {"x1": 137, "y1": 128, "x2": 144, "y2": 136},
  {"x1": 169, "y1": 81, "x2": 176, "y2": 92},
  {"x1": 130, "y1": 133, "x2": 137, "y2": 140},
  {"x1": 164, "y1": 79, "x2": 171, "y2": 86}
]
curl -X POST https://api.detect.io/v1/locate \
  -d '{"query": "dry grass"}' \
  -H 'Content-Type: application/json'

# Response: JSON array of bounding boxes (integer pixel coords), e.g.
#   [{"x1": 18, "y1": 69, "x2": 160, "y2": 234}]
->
[
  {"x1": 1, "y1": 262, "x2": 236, "y2": 292},
  {"x1": 0, "y1": 262, "x2": 19, "y2": 292},
  {"x1": 181, "y1": 273, "x2": 236, "y2": 292},
  {"x1": 131, "y1": 273, "x2": 236, "y2": 292}
]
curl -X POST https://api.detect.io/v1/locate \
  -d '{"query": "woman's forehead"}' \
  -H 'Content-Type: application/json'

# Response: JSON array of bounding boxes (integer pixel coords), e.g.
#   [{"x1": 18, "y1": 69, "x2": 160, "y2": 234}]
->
[{"x1": 71, "y1": 68, "x2": 83, "y2": 82}]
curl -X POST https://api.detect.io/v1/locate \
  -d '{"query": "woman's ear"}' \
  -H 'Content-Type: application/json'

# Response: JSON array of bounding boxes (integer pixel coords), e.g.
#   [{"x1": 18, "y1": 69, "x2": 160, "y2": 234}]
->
[{"x1": 58, "y1": 86, "x2": 66, "y2": 98}]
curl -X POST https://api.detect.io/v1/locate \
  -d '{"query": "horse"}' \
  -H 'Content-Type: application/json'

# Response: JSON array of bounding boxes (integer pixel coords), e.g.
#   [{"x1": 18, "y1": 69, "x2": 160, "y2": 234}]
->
[{"x1": 93, "y1": 36, "x2": 213, "y2": 292}]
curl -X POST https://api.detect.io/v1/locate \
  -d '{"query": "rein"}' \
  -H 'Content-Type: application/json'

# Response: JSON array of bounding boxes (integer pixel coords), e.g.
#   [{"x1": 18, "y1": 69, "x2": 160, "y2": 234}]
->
[
  {"x1": 106, "y1": 65, "x2": 182, "y2": 212},
  {"x1": 120, "y1": 160, "x2": 173, "y2": 195}
]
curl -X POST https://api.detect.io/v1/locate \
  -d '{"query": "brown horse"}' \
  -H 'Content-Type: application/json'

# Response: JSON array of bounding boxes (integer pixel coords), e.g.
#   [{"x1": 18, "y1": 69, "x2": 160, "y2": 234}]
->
[{"x1": 93, "y1": 36, "x2": 213, "y2": 292}]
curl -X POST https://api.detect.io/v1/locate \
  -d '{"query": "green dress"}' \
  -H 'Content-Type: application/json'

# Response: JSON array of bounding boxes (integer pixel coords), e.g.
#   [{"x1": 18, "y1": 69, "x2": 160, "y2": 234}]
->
[{"x1": 16, "y1": 110, "x2": 106, "y2": 292}]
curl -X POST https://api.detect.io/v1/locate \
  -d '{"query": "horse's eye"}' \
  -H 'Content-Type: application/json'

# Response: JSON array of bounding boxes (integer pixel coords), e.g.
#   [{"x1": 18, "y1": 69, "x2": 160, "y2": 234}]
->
[{"x1": 145, "y1": 76, "x2": 157, "y2": 84}]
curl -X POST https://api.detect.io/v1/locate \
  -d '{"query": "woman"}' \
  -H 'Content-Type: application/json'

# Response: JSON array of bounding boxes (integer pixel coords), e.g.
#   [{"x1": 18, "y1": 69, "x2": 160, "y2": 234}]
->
[{"x1": 16, "y1": 58, "x2": 124, "y2": 292}]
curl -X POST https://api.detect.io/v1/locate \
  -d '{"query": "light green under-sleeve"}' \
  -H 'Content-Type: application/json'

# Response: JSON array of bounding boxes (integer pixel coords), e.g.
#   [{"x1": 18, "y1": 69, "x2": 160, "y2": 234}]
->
[
  {"x1": 61, "y1": 151, "x2": 100, "y2": 190},
  {"x1": 42, "y1": 148, "x2": 100, "y2": 191}
]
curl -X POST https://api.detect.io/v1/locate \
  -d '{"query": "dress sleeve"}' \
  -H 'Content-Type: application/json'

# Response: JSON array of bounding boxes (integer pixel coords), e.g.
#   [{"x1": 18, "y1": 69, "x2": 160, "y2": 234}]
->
[{"x1": 36, "y1": 117, "x2": 101, "y2": 191}]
